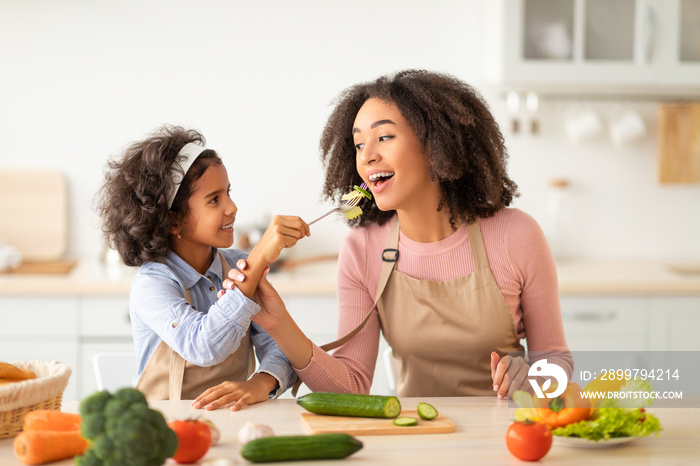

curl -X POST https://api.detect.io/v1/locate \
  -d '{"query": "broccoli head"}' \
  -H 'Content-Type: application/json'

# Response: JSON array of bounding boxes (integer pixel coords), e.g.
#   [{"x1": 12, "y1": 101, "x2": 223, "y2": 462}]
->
[{"x1": 75, "y1": 388, "x2": 179, "y2": 466}]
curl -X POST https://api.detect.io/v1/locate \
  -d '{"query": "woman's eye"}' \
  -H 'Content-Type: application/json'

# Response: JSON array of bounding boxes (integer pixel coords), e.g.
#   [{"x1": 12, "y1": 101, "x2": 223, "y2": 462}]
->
[
  {"x1": 354, "y1": 142, "x2": 364, "y2": 150},
  {"x1": 379, "y1": 135, "x2": 393, "y2": 142}
]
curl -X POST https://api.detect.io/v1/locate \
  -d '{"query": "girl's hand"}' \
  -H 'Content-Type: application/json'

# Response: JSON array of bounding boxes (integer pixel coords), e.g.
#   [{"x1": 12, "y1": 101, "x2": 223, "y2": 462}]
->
[
  {"x1": 191, "y1": 372, "x2": 278, "y2": 411},
  {"x1": 491, "y1": 352, "x2": 529, "y2": 399},
  {"x1": 221, "y1": 260, "x2": 287, "y2": 330},
  {"x1": 254, "y1": 215, "x2": 309, "y2": 265}
]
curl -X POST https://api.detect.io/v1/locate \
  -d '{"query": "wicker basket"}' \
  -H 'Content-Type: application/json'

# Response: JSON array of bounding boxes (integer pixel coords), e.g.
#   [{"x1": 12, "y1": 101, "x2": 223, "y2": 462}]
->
[{"x1": 0, "y1": 360, "x2": 72, "y2": 439}]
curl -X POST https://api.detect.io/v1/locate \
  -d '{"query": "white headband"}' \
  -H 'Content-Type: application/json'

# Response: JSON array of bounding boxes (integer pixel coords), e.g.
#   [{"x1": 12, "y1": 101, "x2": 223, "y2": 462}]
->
[{"x1": 167, "y1": 142, "x2": 208, "y2": 208}]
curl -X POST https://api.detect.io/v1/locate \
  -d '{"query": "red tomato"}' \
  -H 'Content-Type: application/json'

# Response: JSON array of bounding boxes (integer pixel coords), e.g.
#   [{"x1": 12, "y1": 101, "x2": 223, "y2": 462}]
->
[
  {"x1": 505, "y1": 420, "x2": 552, "y2": 461},
  {"x1": 168, "y1": 419, "x2": 212, "y2": 464}
]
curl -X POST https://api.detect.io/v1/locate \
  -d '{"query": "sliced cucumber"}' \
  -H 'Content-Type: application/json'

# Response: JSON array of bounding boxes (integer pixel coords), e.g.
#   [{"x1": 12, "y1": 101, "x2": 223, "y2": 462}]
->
[
  {"x1": 417, "y1": 402, "x2": 438, "y2": 420},
  {"x1": 393, "y1": 417, "x2": 418, "y2": 427},
  {"x1": 353, "y1": 185, "x2": 372, "y2": 200}
]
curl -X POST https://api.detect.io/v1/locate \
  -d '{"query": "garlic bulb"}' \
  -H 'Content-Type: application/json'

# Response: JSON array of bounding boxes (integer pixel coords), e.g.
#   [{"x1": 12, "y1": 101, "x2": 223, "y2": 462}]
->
[{"x1": 237, "y1": 422, "x2": 274, "y2": 444}]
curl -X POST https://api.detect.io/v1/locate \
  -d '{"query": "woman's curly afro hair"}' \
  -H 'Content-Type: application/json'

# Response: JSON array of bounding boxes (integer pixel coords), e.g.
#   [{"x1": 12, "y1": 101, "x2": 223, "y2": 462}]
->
[
  {"x1": 320, "y1": 69, "x2": 519, "y2": 229},
  {"x1": 96, "y1": 125, "x2": 221, "y2": 266}
]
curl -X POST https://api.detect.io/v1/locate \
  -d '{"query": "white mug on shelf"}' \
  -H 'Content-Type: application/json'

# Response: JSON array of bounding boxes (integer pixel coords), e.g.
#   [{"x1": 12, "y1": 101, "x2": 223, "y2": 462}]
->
[
  {"x1": 565, "y1": 108, "x2": 602, "y2": 143},
  {"x1": 0, "y1": 244, "x2": 22, "y2": 272},
  {"x1": 609, "y1": 110, "x2": 646, "y2": 146}
]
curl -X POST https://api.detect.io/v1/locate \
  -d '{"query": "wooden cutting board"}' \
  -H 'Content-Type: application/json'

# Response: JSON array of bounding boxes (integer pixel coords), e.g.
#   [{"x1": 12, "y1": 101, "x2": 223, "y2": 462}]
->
[
  {"x1": 658, "y1": 103, "x2": 700, "y2": 184},
  {"x1": 300, "y1": 410, "x2": 456, "y2": 436},
  {"x1": 0, "y1": 170, "x2": 68, "y2": 260}
]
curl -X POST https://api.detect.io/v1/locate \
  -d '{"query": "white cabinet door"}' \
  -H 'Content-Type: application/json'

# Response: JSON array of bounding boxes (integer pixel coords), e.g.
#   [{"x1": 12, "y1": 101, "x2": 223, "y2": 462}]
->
[
  {"x1": 485, "y1": 0, "x2": 700, "y2": 93},
  {"x1": 559, "y1": 296, "x2": 649, "y2": 351},
  {"x1": 649, "y1": 296, "x2": 700, "y2": 350},
  {"x1": 78, "y1": 297, "x2": 134, "y2": 398},
  {"x1": 80, "y1": 297, "x2": 132, "y2": 337},
  {"x1": 0, "y1": 297, "x2": 80, "y2": 400},
  {"x1": 654, "y1": 0, "x2": 700, "y2": 84}
]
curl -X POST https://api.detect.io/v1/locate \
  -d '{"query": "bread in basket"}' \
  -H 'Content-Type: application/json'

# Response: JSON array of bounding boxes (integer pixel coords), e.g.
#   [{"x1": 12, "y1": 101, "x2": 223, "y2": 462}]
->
[{"x1": 0, "y1": 360, "x2": 72, "y2": 439}]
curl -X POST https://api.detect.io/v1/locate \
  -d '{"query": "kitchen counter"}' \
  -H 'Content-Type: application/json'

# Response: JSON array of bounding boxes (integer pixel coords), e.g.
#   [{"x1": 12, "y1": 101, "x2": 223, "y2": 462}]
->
[
  {"x1": 0, "y1": 258, "x2": 339, "y2": 297},
  {"x1": 1, "y1": 397, "x2": 698, "y2": 465},
  {"x1": 2, "y1": 258, "x2": 700, "y2": 296}
]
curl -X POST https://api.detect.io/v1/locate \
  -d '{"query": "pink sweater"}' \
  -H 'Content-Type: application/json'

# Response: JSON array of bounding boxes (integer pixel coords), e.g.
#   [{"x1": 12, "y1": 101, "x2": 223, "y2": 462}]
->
[{"x1": 295, "y1": 208, "x2": 570, "y2": 393}]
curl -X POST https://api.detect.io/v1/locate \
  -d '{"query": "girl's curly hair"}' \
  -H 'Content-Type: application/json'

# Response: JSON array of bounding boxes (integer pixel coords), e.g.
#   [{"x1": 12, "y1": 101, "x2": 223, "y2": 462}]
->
[
  {"x1": 96, "y1": 125, "x2": 221, "y2": 266},
  {"x1": 320, "y1": 69, "x2": 519, "y2": 229}
]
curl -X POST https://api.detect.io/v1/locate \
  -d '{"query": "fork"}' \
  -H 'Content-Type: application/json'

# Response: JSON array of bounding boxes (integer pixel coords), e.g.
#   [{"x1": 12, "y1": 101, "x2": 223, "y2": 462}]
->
[{"x1": 308, "y1": 185, "x2": 366, "y2": 225}]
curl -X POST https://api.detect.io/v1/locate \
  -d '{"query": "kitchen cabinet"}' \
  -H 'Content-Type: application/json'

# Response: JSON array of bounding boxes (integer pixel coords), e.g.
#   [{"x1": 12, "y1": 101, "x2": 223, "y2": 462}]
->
[
  {"x1": 0, "y1": 296, "x2": 132, "y2": 400},
  {"x1": 649, "y1": 296, "x2": 700, "y2": 350},
  {"x1": 484, "y1": 0, "x2": 700, "y2": 95},
  {"x1": 560, "y1": 295, "x2": 700, "y2": 353},
  {"x1": 560, "y1": 296, "x2": 649, "y2": 351}
]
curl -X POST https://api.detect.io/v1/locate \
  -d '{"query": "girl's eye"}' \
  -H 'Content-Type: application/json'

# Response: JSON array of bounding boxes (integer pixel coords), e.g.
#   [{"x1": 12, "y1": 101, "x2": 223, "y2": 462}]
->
[
  {"x1": 379, "y1": 135, "x2": 393, "y2": 142},
  {"x1": 355, "y1": 142, "x2": 364, "y2": 150},
  {"x1": 210, "y1": 196, "x2": 218, "y2": 204}
]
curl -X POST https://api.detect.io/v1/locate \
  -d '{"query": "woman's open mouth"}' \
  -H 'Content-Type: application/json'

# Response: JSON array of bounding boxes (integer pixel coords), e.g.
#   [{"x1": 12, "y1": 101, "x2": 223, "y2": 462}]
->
[{"x1": 368, "y1": 171, "x2": 395, "y2": 192}]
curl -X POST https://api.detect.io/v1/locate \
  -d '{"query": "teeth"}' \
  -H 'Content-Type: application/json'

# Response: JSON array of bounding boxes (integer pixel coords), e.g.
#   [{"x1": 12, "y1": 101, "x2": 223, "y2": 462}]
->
[
  {"x1": 369, "y1": 172, "x2": 395, "y2": 182},
  {"x1": 222, "y1": 223, "x2": 233, "y2": 229}
]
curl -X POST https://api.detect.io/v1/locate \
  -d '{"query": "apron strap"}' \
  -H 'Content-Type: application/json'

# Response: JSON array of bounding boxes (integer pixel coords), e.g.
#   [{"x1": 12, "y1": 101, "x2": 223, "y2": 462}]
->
[
  {"x1": 169, "y1": 252, "x2": 230, "y2": 400},
  {"x1": 465, "y1": 220, "x2": 490, "y2": 271},
  {"x1": 291, "y1": 217, "x2": 400, "y2": 397}
]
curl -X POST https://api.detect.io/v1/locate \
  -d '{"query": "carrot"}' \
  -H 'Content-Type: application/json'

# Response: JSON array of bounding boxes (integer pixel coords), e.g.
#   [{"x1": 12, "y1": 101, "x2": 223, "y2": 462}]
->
[
  {"x1": 13, "y1": 430, "x2": 88, "y2": 465},
  {"x1": 23, "y1": 410, "x2": 81, "y2": 431}
]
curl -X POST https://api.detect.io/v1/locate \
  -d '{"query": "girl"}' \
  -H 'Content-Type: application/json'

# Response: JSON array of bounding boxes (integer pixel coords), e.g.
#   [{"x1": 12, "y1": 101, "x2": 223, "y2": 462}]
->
[
  {"x1": 97, "y1": 125, "x2": 309, "y2": 410},
  {"x1": 220, "y1": 70, "x2": 572, "y2": 400}
]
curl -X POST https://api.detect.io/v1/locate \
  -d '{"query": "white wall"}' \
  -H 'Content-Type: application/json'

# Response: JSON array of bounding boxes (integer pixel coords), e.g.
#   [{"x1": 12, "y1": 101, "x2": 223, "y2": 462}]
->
[{"x1": 1, "y1": 0, "x2": 698, "y2": 263}]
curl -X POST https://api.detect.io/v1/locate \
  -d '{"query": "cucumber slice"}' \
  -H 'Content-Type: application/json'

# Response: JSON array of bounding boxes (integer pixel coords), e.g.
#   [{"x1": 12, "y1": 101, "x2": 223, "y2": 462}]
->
[
  {"x1": 393, "y1": 417, "x2": 418, "y2": 427},
  {"x1": 417, "y1": 402, "x2": 438, "y2": 420},
  {"x1": 353, "y1": 185, "x2": 372, "y2": 200}
]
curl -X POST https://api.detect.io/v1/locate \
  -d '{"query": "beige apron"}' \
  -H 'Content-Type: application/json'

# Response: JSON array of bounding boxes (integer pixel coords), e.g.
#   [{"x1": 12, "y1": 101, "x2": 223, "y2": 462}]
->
[
  {"x1": 136, "y1": 253, "x2": 256, "y2": 400},
  {"x1": 378, "y1": 217, "x2": 524, "y2": 396},
  {"x1": 292, "y1": 216, "x2": 523, "y2": 397}
]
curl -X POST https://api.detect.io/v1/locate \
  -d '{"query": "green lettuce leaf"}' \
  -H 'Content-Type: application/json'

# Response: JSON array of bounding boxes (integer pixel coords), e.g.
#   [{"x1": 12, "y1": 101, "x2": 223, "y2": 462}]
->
[{"x1": 552, "y1": 407, "x2": 662, "y2": 441}]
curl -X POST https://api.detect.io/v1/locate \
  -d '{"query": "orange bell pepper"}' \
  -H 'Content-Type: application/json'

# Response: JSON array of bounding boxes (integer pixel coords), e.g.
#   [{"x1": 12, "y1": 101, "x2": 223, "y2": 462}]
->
[{"x1": 535, "y1": 382, "x2": 591, "y2": 428}]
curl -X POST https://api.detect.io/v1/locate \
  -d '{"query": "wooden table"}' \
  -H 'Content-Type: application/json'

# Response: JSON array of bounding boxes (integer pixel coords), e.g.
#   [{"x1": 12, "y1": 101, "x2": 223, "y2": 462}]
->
[{"x1": 1, "y1": 397, "x2": 698, "y2": 464}]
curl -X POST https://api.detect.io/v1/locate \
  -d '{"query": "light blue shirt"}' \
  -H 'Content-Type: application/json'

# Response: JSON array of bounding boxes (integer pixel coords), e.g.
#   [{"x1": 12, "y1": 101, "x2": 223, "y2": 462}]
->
[{"x1": 130, "y1": 248, "x2": 296, "y2": 398}]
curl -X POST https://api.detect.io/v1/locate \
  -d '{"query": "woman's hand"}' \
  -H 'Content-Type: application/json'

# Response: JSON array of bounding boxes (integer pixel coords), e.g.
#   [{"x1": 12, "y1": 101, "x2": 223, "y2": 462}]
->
[
  {"x1": 191, "y1": 372, "x2": 278, "y2": 411},
  {"x1": 221, "y1": 260, "x2": 287, "y2": 331},
  {"x1": 491, "y1": 352, "x2": 530, "y2": 399}
]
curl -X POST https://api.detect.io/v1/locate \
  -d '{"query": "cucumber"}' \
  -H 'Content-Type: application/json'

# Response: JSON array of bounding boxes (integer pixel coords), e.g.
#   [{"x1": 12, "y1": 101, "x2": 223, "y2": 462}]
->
[
  {"x1": 393, "y1": 416, "x2": 418, "y2": 427},
  {"x1": 353, "y1": 185, "x2": 372, "y2": 200},
  {"x1": 297, "y1": 392, "x2": 401, "y2": 418},
  {"x1": 417, "y1": 402, "x2": 438, "y2": 420},
  {"x1": 240, "y1": 433, "x2": 362, "y2": 463}
]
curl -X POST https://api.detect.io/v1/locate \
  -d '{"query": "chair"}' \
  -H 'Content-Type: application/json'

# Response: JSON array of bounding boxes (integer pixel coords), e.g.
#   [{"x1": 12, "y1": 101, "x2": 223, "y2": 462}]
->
[
  {"x1": 92, "y1": 352, "x2": 138, "y2": 392},
  {"x1": 383, "y1": 347, "x2": 400, "y2": 394}
]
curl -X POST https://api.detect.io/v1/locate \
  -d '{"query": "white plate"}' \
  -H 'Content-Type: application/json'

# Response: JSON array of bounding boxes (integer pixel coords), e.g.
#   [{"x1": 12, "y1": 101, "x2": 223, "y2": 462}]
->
[{"x1": 553, "y1": 436, "x2": 637, "y2": 448}]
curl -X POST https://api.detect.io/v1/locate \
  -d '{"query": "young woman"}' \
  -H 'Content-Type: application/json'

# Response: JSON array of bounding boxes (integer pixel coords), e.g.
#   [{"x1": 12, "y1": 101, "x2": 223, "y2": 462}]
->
[
  {"x1": 219, "y1": 70, "x2": 572, "y2": 400},
  {"x1": 97, "y1": 125, "x2": 309, "y2": 409}
]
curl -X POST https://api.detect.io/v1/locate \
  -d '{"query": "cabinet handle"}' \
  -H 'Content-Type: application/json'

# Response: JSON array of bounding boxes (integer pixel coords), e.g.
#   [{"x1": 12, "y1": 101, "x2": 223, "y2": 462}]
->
[
  {"x1": 563, "y1": 310, "x2": 616, "y2": 322},
  {"x1": 643, "y1": 2, "x2": 656, "y2": 63}
]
